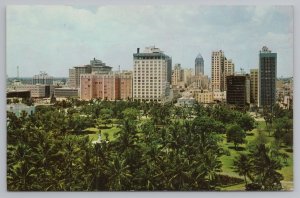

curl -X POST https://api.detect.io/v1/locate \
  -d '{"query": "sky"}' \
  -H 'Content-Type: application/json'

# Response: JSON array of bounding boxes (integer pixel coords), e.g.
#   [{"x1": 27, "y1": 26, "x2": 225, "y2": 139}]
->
[{"x1": 6, "y1": 5, "x2": 293, "y2": 78}]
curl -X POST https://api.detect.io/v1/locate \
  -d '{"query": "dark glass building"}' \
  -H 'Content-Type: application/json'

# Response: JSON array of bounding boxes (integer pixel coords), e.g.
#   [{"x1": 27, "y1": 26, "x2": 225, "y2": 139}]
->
[
  {"x1": 226, "y1": 75, "x2": 250, "y2": 108},
  {"x1": 259, "y1": 46, "x2": 277, "y2": 109}
]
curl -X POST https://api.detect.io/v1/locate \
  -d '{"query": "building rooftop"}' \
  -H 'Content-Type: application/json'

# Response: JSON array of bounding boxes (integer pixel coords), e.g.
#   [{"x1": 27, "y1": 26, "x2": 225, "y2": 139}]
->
[
  {"x1": 133, "y1": 46, "x2": 171, "y2": 59},
  {"x1": 196, "y1": 53, "x2": 203, "y2": 59}
]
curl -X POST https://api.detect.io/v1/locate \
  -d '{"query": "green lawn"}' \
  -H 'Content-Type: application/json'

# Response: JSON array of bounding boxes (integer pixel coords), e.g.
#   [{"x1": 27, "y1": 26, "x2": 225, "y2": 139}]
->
[
  {"x1": 219, "y1": 120, "x2": 293, "y2": 191},
  {"x1": 86, "y1": 126, "x2": 121, "y2": 141}
]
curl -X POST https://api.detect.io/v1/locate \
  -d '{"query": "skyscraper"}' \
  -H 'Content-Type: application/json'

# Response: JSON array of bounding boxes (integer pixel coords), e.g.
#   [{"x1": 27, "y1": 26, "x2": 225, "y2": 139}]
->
[
  {"x1": 211, "y1": 50, "x2": 234, "y2": 92},
  {"x1": 195, "y1": 53, "x2": 204, "y2": 76},
  {"x1": 259, "y1": 46, "x2": 277, "y2": 108},
  {"x1": 211, "y1": 50, "x2": 224, "y2": 92},
  {"x1": 250, "y1": 68, "x2": 259, "y2": 105},
  {"x1": 133, "y1": 46, "x2": 172, "y2": 102}
]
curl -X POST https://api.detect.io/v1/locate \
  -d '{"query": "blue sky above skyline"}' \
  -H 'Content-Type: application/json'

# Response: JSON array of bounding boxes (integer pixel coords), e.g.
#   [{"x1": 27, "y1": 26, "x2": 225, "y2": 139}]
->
[{"x1": 6, "y1": 5, "x2": 293, "y2": 77}]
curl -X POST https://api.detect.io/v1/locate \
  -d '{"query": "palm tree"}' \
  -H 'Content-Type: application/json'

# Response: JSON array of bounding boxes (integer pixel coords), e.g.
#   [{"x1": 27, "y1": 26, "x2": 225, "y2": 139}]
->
[
  {"x1": 233, "y1": 153, "x2": 252, "y2": 185},
  {"x1": 106, "y1": 156, "x2": 132, "y2": 191}
]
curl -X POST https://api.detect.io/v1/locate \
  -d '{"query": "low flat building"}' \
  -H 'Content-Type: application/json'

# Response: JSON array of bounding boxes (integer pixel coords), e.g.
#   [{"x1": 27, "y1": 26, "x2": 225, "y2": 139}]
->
[
  {"x1": 7, "y1": 90, "x2": 31, "y2": 99},
  {"x1": 177, "y1": 92, "x2": 196, "y2": 107},
  {"x1": 213, "y1": 91, "x2": 226, "y2": 102},
  {"x1": 54, "y1": 88, "x2": 79, "y2": 98},
  {"x1": 8, "y1": 84, "x2": 54, "y2": 98},
  {"x1": 193, "y1": 89, "x2": 214, "y2": 104}
]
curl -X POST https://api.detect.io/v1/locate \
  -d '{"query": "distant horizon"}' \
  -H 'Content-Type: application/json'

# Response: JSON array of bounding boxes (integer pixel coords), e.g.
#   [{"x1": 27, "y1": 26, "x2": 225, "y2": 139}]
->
[{"x1": 6, "y1": 75, "x2": 294, "y2": 79}]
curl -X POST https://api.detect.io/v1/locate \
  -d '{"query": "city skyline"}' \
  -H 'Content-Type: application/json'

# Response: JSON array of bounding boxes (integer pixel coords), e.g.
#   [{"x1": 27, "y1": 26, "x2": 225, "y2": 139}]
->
[{"x1": 7, "y1": 5, "x2": 293, "y2": 77}]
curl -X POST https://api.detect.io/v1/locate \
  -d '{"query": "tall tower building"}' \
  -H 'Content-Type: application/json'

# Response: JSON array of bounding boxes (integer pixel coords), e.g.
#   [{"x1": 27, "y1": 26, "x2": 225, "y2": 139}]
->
[
  {"x1": 211, "y1": 50, "x2": 234, "y2": 92},
  {"x1": 133, "y1": 46, "x2": 172, "y2": 102},
  {"x1": 250, "y1": 68, "x2": 259, "y2": 105},
  {"x1": 259, "y1": 46, "x2": 277, "y2": 108},
  {"x1": 211, "y1": 50, "x2": 224, "y2": 92},
  {"x1": 195, "y1": 53, "x2": 204, "y2": 76}
]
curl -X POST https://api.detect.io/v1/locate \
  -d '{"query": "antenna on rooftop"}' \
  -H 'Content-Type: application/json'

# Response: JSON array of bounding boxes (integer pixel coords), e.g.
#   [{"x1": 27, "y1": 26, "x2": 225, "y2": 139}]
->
[
  {"x1": 118, "y1": 65, "x2": 120, "y2": 73},
  {"x1": 240, "y1": 68, "x2": 244, "y2": 75},
  {"x1": 17, "y1": 66, "x2": 19, "y2": 79}
]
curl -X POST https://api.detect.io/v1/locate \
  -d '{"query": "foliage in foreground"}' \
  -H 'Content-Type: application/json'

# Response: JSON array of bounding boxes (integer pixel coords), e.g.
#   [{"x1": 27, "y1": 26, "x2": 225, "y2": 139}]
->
[{"x1": 7, "y1": 100, "x2": 291, "y2": 191}]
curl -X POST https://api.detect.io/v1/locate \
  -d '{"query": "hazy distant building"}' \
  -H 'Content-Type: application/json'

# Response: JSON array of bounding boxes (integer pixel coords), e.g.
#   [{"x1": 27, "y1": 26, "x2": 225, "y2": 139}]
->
[
  {"x1": 211, "y1": 50, "x2": 234, "y2": 92},
  {"x1": 32, "y1": 72, "x2": 54, "y2": 85},
  {"x1": 276, "y1": 78, "x2": 293, "y2": 109},
  {"x1": 69, "y1": 58, "x2": 112, "y2": 88},
  {"x1": 195, "y1": 53, "x2": 204, "y2": 76},
  {"x1": 172, "y1": 63, "x2": 184, "y2": 86},
  {"x1": 259, "y1": 46, "x2": 277, "y2": 108},
  {"x1": 184, "y1": 68, "x2": 193, "y2": 86},
  {"x1": 133, "y1": 46, "x2": 172, "y2": 102},
  {"x1": 250, "y1": 69, "x2": 259, "y2": 105},
  {"x1": 191, "y1": 74, "x2": 209, "y2": 90},
  {"x1": 226, "y1": 75, "x2": 250, "y2": 107}
]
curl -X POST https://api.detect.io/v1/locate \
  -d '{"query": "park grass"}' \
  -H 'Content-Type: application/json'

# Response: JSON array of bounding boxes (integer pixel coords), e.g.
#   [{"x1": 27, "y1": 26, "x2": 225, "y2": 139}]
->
[
  {"x1": 86, "y1": 126, "x2": 121, "y2": 141},
  {"x1": 221, "y1": 183, "x2": 245, "y2": 191},
  {"x1": 219, "y1": 120, "x2": 293, "y2": 191}
]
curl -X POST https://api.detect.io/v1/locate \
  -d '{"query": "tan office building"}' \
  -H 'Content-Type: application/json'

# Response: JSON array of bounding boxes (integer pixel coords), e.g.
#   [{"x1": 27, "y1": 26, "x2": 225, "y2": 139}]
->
[
  {"x1": 80, "y1": 71, "x2": 132, "y2": 101},
  {"x1": 211, "y1": 50, "x2": 234, "y2": 92},
  {"x1": 250, "y1": 68, "x2": 259, "y2": 105}
]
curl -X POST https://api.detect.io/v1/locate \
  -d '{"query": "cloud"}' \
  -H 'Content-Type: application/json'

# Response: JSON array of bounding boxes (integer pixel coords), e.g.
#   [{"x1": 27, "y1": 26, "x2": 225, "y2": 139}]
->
[{"x1": 6, "y1": 5, "x2": 293, "y2": 78}]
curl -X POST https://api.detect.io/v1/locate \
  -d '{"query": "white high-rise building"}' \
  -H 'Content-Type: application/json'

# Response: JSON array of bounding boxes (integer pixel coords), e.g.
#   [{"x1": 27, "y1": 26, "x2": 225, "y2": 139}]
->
[{"x1": 133, "y1": 46, "x2": 172, "y2": 102}]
